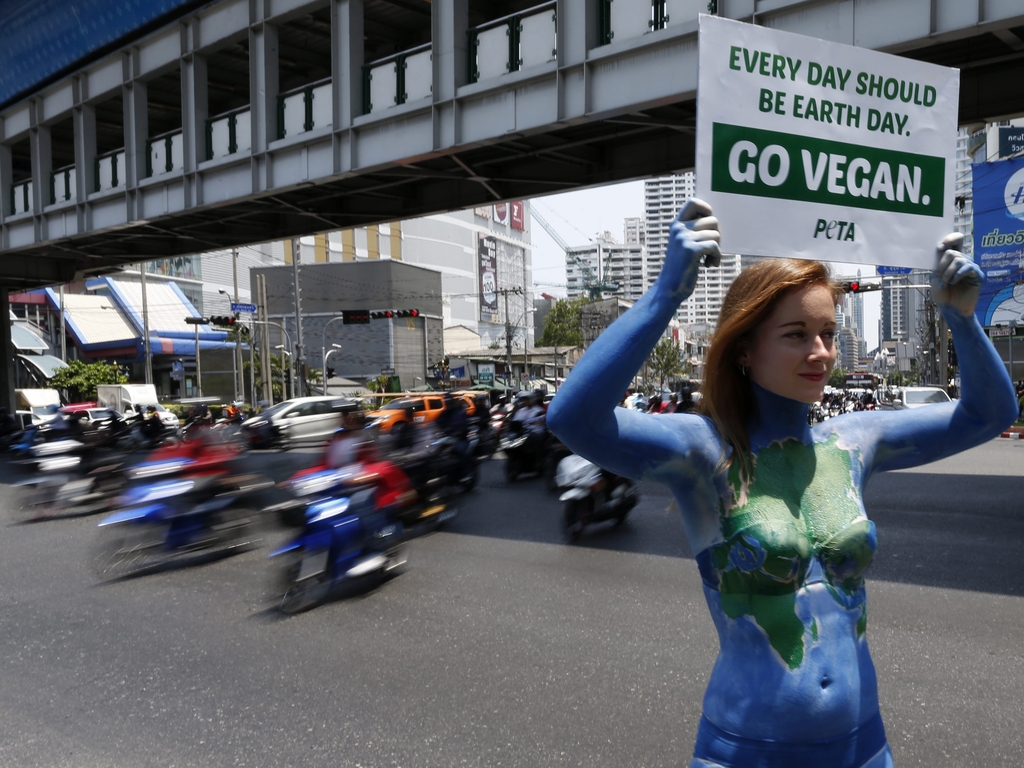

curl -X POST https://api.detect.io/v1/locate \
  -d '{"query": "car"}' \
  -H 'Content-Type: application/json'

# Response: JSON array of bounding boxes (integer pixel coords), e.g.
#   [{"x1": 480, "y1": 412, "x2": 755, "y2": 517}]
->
[
  {"x1": 881, "y1": 386, "x2": 952, "y2": 410},
  {"x1": 240, "y1": 396, "x2": 358, "y2": 449},
  {"x1": 367, "y1": 393, "x2": 478, "y2": 436}
]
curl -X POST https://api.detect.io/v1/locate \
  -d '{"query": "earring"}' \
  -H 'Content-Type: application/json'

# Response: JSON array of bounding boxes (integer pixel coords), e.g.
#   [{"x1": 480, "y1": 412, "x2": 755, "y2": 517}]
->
[{"x1": 737, "y1": 364, "x2": 749, "y2": 377}]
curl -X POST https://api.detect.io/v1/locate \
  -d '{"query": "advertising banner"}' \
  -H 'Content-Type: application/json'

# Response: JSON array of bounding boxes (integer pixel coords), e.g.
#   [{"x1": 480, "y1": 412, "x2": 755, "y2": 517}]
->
[
  {"x1": 696, "y1": 15, "x2": 958, "y2": 268},
  {"x1": 477, "y1": 363, "x2": 495, "y2": 383},
  {"x1": 494, "y1": 203, "x2": 510, "y2": 226},
  {"x1": 479, "y1": 234, "x2": 499, "y2": 322},
  {"x1": 511, "y1": 201, "x2": 525, "y2": 230},
  {"x1": 971, "y1": 158, "x2": 1024, "y2": 327},
  {"x1": 998, "y1": 127, "x2": 1024, "y2": 159}
]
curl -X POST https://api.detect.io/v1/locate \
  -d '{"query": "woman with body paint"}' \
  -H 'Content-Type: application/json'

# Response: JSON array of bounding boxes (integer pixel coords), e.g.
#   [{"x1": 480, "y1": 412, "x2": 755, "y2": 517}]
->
[{"x1": 546, "y1": 199, "x2": 1017, "y2": 768}]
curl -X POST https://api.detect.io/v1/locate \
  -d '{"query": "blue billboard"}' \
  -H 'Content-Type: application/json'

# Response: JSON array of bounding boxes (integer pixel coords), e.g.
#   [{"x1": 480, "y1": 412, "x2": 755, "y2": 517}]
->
[
  {"x1": 0, "y1": 0, "x2": 207, "y2": 111},
  {"x1": 971, "y1": 157, "x2": 1024, "y2": 327}
]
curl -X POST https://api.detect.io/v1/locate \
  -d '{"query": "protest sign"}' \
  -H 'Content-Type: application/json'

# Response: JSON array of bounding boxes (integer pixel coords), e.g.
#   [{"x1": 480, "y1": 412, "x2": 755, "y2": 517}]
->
[
  {"x1": 970, "y1": 157, "x2": 1024, "y2": 327},
  {"x1": 696, "y1": 15, "x2": 959, "y2": 268}
]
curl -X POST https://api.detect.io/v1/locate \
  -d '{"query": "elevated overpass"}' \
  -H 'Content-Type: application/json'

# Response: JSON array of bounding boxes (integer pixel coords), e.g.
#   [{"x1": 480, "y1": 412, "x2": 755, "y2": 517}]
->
[{"x1": 0, "y1": 0, "x2": 1021, "y2": 290}]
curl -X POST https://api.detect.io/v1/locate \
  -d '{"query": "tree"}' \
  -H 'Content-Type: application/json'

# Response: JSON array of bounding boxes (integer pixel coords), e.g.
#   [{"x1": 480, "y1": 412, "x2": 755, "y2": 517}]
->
[
  {"x1": 538, "y1": 296, "x2": 589, "y2": 347},
  {"x1": 648, "y1": 338, "x2": 684, "y2": 390},
  {"x1": 49, "y1": 360, "x2": 128, "y2": 402},
  {"x1": 828, "y1": 367, "x2": 846, "y2": 388}
]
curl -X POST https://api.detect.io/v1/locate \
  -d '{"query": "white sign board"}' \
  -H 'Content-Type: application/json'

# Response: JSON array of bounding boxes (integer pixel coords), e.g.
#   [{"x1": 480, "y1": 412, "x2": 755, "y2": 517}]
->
[{"x1": 696, "y1": 15, "x2": 959, "y2": 269}]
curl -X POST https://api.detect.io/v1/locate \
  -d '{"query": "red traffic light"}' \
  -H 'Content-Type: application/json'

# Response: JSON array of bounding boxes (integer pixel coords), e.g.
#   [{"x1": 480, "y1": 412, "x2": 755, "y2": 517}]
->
[{"x1": 849, "y1": 282, "x2": 859, "y2": 292}]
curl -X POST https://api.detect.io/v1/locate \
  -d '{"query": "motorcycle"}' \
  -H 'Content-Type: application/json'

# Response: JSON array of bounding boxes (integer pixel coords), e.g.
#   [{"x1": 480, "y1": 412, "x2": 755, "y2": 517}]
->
[
  {"x1": 270, "y1": 471, "x2": 408, "y2": 613},
  {"x1": 14, "y1": 439, "x2": 129, "y2": 519},
  {"x1": 556, "y1": 454, "x2": 639, "y2": 541},
  {"x1": 501, "y1": 420, "x2": 547, "y2": 482},
  {"x1": 91, "y1": 454, "x2": 271, "y2": 579}
]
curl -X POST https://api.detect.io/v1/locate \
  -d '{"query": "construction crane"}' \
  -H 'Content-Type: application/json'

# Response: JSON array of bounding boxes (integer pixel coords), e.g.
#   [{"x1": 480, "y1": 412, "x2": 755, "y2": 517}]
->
[{"x1": 531, "y1": 207, "x2": 619, "y2": 300}]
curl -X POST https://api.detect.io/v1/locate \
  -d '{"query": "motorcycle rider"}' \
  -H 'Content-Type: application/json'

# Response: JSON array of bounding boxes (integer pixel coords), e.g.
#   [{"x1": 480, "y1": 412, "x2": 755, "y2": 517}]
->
[
  {"x1": 436, "y1": 392, "x2": 472, "y2": 481},
  {"x1": 140, "y1": 405, "x2": 167, "y2": 445},
  {"x1": 511, "y1": 390, "x2": 546, "y2": 451}
]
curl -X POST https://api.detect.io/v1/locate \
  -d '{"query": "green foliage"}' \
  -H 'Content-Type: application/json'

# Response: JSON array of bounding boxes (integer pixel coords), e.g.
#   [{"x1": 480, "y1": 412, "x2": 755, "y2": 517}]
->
[
  {"x1": 48, "y1": 360, "x2": 128, "y2": 402},
  {"x1": 538, "y1": 297, "x2": 588, "y2": 348},
  {"x1": 828, "y1": 367, "x2": 846, "y2": 388},
  {"x1": 244, "y1": 352, "x2": 289, "y2": 401},
  {"x1": 648, "y1": 338, "x2": 684, "y2": 389}
]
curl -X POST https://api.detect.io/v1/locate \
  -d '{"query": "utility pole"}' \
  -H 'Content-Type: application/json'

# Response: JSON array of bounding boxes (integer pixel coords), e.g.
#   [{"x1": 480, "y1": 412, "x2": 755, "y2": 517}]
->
[
  {"x1": 232, "y1": 247, "x2": 243, "y2": 403},
  {"x1": 291, "y1": 239, "x2": 305, "y2": 398},
  {"x1": 140, "y1": 263, "x2": 152, "y2": 384},
  {"x1": 259, "y1": 274, "x2": 272, "y2": 405},
  {"x1": 497, "y1": 286, "x2": 522, "y2": 387},
  {"x1": 58, "y1": 284, "x2": 66, "y2": 362}
]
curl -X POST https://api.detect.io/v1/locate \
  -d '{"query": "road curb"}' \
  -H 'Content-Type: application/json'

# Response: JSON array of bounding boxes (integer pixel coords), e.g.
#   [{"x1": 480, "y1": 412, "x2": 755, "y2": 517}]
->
[{"x1": 999, "y1": 431, "x2": 1022, "y2": 439}]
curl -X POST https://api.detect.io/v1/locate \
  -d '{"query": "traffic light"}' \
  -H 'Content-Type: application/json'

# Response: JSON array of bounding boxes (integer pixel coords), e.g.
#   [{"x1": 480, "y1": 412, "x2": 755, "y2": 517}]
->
[
  {"x1": 208, "y1": 315, "x2": 237, "y2": 327},
  {"x1": 841, "y1": 280, "x2": 881, "y2": 294},
  {"x1": 343, "y1": 309, "x2": 370, "y2": 325},
  {"x1": 368, "y1": 309, "x2": 419, "y2": 319}
]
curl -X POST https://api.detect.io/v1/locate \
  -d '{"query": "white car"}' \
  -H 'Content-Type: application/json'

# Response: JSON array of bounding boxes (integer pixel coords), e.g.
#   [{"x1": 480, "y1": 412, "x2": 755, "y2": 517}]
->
[{"x1": 885, "y1": 386, "x2": 951, "y2": 410}]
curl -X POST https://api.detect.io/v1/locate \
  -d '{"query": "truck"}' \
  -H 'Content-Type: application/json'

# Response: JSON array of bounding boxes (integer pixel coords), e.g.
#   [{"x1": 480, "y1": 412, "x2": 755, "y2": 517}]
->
[
  {"x1": 96, "y1": 384, "x2": 179, "y2": 428},
  {"x1": 15, "y1": 388, "x2": 61, "y2": 428}
]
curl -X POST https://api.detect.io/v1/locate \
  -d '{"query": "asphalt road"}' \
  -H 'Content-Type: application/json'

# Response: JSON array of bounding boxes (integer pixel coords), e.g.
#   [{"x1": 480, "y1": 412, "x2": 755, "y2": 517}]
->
[{"x1": 0, "y1": 439, "x2": 1022, "y2": 767}]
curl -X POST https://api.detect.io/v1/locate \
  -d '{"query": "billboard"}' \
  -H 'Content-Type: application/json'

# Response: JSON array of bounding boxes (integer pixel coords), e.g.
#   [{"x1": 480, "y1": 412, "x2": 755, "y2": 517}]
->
[
  {"x1": 494, "y1": 203, "x2": 510, "y2": 226},
  {"x1": 971, "y1": 157, "x2": 1024, "y2": 327},
  {"x1": 998, "y1": 127, "x2": 1024, "y2": 159},
  {"x1": 479, "y1": 234, "x2": 499, "y2": 322},
  {"x1": 510, "y1": 201, "x2": 525, "y2": 230}
]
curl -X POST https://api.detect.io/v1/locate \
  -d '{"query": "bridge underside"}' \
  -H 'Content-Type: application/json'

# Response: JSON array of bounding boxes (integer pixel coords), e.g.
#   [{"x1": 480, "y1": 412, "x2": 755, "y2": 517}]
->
[{"x1": 3, "y1": 105, "x2": 698, "y2": 287}]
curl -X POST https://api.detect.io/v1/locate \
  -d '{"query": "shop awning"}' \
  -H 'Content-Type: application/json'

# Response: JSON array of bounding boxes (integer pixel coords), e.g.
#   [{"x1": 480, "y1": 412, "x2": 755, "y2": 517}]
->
[
  {"x1": 18, "y1": 354, "x2": 67, "y2": 379},
  {"x1": 11, "y1": 324, "x2": 48, "y2": 352}
]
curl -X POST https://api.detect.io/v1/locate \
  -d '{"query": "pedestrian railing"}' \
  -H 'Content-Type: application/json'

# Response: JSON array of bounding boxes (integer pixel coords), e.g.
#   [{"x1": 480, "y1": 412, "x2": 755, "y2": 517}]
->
[
  {"x1": 599, "y1": 0, "x2": 704, "y2": 45},
  {"x1": 468, "y1": 1, "x2": 556, "y2": 84},
  {"x1": 50, "y1": 163, "x2": 76, "y2": 204},
  {"x1": 362, "y1": 43, "x2": 432, "y2": 115},
  {"x1": 146, "y1": 128, "x2": 184, "y2": 177},
  {"x1": 277, "y1": 78, "x2": 332, "y2": 140},
  {"x1": 207, "y1": 105, "x2": 252, "y2": 160},
  {"x1": 10, "y1": 179, "x2": 32, "y2": 215},
  {"x1": 95, "y1": 147, "x2": 125, "y2": 192}
]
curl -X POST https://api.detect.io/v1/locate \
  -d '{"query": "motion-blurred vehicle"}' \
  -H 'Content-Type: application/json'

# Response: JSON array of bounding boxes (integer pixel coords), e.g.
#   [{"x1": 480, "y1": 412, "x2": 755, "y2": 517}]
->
[
  {"x1": 91, "y1": 443, "x2": 271, "y2": 578},
  {"x1": 240, "y1": 397, "x2": 354, "y2": 449},
  {"x1": 501, "y1": 419, "x2": 548, "y2": 482},
  {"x1": 881, "y1": 386, "x2": 952, "y2": 411},
  {"x1": 367, "y1": 393, "x2": 478, "y2": 439},
  {"x1": 270, "y1": 468, "x2": 408, "y2": 613},
  {"x1": 556, "y1": 455, "x2": 639, "y2": 541},
  {"x1": 15, "y1": 388, "x2": 61, "y2": 428},
  {"x1": 14, "y1": 438, "x2": 129, "y2": 519},
  {"x1": 96, "y1": 384, "x2": 179, "y2": 429}
]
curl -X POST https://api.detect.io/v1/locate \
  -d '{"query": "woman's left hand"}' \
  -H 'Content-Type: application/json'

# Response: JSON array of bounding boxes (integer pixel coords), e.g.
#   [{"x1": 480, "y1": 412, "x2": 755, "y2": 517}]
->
[{"x1": 930, "y1": 233, "x2": 982, "y2": 317}]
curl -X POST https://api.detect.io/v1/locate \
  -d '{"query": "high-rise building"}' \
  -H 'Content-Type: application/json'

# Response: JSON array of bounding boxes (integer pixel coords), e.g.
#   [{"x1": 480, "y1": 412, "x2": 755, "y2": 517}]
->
[
  {"x1": 565, "y1": 231, "x2": 647, "y2": 302},
  {"x1": 624, "y1": 217, "x2": 645, "y2": 246},
  {"x1": 838, "y1": 327, "x2": 863, "y2": 372}
]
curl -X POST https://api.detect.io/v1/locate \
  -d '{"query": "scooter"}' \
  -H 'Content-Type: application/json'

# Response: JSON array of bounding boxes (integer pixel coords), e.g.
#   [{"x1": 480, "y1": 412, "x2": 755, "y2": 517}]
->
[
  {"x1": 501, "y1": 420, "x2": 547, "y2": 482},
  {"x1": 556, "y1": 454, "x2": 639, "y2": 541},
  {"x1": 14, "y1": 438, "x2": 129, "y2": 519},
  {"x1": 91, "y1": 456, "x2": 271, "y2": 579},
  {"x1": 270, "y1": 474, "x2": 407, "y2": 613}
]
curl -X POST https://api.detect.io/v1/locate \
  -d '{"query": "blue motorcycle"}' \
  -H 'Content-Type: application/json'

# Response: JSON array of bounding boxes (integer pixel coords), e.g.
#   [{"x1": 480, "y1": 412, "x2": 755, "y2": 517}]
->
[
  {"x1": 270, "y1": 469, "x2": 407, "y2": 614},
  {"x1": 92, "y1": 457, "x2": 269, "y2": 579}
]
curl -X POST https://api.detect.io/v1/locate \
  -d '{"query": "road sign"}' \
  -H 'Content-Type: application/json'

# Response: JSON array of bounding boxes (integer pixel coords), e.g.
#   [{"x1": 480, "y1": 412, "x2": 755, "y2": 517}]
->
[
  {"x1": 519, "y1": 372, "x2": 530, "y2": 384},
  {"x1": 989, "y1": 326, "x2": 1012, "y2": 337},
  {"x1": 381, "y1": 367, "x2": 396, "y2": 376},
  {"x1": 876, "y1": 266, "x2": 913, "y2": 276},
  {"x1": 231, "y1": 302, "x2": 256, "y2": 313}
]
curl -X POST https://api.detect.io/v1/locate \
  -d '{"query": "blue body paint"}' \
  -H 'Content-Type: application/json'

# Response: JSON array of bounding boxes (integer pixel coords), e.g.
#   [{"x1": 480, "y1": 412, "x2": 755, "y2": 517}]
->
[{"x1": 547, "y1": 245, "x2": 1017, "y2": 766}]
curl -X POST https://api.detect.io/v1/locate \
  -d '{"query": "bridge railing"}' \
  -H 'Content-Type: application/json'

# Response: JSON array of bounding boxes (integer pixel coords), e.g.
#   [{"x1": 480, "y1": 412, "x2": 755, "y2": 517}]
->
[
  {"x1": 277, "y1": 78, "x2": 332, "y2": 140},
  {"x1": 10, "y1": 179, "x2": 32, "y2": 215},
  {"x1": 362, "y1": 43, "x2": 432, "y2": 115},
  {"x1": 50, "y1": 164, "x2": 76, "y2": 205},
  {"x1": 206, "y1": 105, "x2": 252, "y2": 161},
  {"x1": 600, "y1": 0, "x2": 704, "y2": 45},
  {"x1": 95, "y1": 148, "x2": 124, "y2": 192},
  {"x1": 469, "y1": 1, "x2": 557, "y2": 84},
  {"x1": 146, "y1": 128, "x2": 184, "y2": 177}
]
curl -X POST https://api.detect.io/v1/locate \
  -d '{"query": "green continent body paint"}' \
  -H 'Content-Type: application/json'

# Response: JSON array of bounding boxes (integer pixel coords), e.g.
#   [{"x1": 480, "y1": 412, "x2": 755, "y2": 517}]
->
[{"x1": 708, "y1": 434, "x2": 873, "y2": 669}]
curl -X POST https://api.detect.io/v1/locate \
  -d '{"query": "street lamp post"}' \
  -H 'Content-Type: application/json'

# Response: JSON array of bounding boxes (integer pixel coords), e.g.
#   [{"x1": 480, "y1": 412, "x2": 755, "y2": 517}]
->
[
  {"x1": 251, "y1": 319, "x2": 293, "y2": 405},
  {"x1": 321, "y1": 316, "x2": 348, "y2": 380},
  {"x1": 218, "y1": 289, "x2": 239, "y2": 401},
  {"x1": 1010, "y1": 319, "x2": 1018, "y2": 382},
  {"x1": 323, "y1": 344, "x2": 342, "y2": 396}
]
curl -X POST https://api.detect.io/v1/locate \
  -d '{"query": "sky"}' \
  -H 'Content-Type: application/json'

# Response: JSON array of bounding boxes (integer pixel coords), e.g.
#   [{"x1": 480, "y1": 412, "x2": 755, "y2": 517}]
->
[{"x1": 528, "y1": 180, "x2": 883, "y2": 351}]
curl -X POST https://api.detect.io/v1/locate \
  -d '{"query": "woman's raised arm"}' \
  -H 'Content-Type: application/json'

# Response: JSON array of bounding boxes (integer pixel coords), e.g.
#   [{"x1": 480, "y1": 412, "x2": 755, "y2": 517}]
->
[
  {"x1": 546, "y1": 200, "x2": 723, "y2": 480},
  {"x1": 854, "y1": 234, "x2": 1018, "y2": 475}
]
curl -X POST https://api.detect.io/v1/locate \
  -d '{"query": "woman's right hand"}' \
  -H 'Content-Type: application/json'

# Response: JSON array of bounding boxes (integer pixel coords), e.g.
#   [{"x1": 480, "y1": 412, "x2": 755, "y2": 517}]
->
[{"x1": 658, "y1": 198, "x2": 721, "y2": 300}]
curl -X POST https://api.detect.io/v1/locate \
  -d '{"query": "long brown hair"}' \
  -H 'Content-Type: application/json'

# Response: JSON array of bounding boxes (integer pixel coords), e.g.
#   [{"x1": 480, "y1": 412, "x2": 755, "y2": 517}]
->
[{"x1": 696, "y1": 259, "x2": 843, "y2": 482}]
